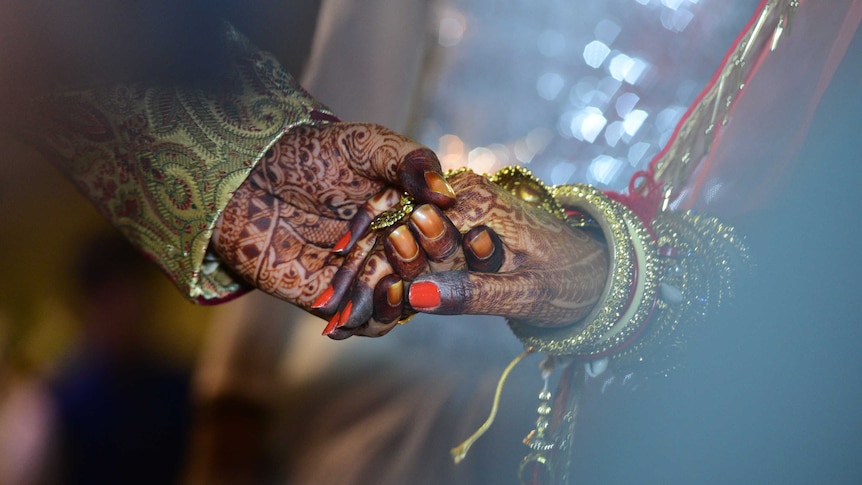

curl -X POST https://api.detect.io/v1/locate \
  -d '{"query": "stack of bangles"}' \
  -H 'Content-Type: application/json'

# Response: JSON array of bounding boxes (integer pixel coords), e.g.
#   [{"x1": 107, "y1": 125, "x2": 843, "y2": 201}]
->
[
  {"x1": 494, "y1": 166, "x2": 748, "y2": 484},
  {"x1": 492, "y1": 165, "x2": 748, "y2": 372}
]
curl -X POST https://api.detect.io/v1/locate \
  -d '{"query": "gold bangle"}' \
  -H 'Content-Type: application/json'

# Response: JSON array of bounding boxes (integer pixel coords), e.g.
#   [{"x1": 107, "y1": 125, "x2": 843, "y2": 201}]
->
[
  {"x1": 491, "y1": 166, "x2": 746, "y2": 368},
  {"x1": 609, "y1": 210, "x2": 749, "y2": 373},
  {"x1": 498, "y1": 167, "x2": 660, "y2": 357}
]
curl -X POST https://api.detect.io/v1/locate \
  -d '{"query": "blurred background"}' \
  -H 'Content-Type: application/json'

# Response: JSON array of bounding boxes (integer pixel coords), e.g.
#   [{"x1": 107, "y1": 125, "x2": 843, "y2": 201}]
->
[{"x1": 1, "y1": 0, "x2": 860, "y2": 484}]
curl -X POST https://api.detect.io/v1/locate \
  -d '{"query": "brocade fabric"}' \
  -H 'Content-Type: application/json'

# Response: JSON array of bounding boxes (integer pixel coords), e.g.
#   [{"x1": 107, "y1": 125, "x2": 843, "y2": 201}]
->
[{"x1": 27, "y1": 25, "x2": 335, "y2": 302}]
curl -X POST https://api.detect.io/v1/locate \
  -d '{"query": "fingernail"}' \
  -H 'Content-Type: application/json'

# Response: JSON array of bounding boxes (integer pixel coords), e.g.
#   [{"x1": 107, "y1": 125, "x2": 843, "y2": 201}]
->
[
  {"x1": 409, "y1": 281, "x2": 440, "y2": 310},
  {"x1": 467, "y1": 230, "x2": 495, "y2": 260},
  {"x1": 337, "y1": 301, "x2": 353, "y2": 328},
  {"x1": 322, "y1": 311, "x2": 340, "y2": 335},
  {"x1": 425, "y1": 171, "x2": 456, "y2": 199},
  {"x1": 387, "y1": 280, "x2": 403, "y2": 306},
  {"x1": 411, "y1": 205, "x2": 445, "y2": 239},
  {"x1": 388, "y1": 226, "x2": 419, "y2": 260},
  {"x1": 311, "y1": 286, "x2": 334, "y2": 309},
  {"x1": 332, "y1": 231, "x2": 352, "y2": 253}
]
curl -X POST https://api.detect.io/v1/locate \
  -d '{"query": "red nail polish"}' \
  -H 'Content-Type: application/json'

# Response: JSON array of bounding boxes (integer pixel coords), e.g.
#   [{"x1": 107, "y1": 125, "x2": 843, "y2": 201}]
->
[
  {"x1": 333, "y1": 231, "x2": 352, "y2": 253},
  {"x1": 337, "y1": 301, "x2": 353, "y2": 328},
  {"x1": 322, "y1": 311, "x2": 340, "y2": 335},
  {"x1": 409, "y1": 281, "x2": 441, "y2": 309},
  {"x1": 311, "y1": 286, "x2": 334, "y2": 309}
]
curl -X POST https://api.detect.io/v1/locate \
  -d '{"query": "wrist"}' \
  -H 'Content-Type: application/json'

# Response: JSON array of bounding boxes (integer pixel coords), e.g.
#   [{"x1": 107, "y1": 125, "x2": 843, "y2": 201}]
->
[{"x1": 489, "y1": 166, "x2": 748, "y2": 372}]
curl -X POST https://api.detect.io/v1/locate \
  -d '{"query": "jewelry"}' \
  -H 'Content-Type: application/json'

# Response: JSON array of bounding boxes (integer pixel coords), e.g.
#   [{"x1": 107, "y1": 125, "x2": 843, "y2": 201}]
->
[
  {"x1": 493, "y1": 166, "x2": 663, "y2": 359},
  {"x1": 370, "y1": 194, "x2": 415, "y2": 231},
  {"x1": 483, "y1": 166, "x2": 748, "y2": 485},
  {"x1": 490, "y1": 166, "x2": 747, "y2": 374}
]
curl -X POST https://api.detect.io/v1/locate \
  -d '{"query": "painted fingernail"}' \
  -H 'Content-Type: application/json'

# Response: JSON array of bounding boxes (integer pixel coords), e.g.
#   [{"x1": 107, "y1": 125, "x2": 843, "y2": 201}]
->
[
  {"x1": 322, "y1": 311, "x2": 340, "y2": 335},
  {"x1": 409, "y1": 281, "x2": 441, "y2": 310},
  {"x1": 467, "y1": 229, "x2": 495, "y2": 260},
  {"x1": 411, "y1": 205, "x2": 445, "y2": 239},
  {"x1": 387, "y1": 279, "x2": 404, "y2": 306},
  {"x1": 311, "y1": 286, "x2": 334, "y2": 309},
  {"x1": 337, "y1": 301, "x2": 353, "y2": 328},
  {"x1": 388, "y1": 226, "x2": 419, "y2": 260},
  {"x1": 332, "y1": 231, "x2": 352, "y2": 253},
  {"x1": 425, "y1": 171, "x2": 456, "y2": 199}
]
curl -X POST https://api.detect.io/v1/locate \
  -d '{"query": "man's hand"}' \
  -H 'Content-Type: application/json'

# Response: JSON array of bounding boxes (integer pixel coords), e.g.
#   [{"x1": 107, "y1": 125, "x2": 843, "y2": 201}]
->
[{"x1": 211, "y1": 122, "x2": 456, "y2": 311}]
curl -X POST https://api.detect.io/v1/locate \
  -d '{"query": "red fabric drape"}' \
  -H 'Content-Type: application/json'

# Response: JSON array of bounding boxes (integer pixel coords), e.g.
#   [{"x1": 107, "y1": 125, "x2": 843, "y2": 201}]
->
[{"x1": 672, "y1": 0, "x2": 862, "y2": 217}]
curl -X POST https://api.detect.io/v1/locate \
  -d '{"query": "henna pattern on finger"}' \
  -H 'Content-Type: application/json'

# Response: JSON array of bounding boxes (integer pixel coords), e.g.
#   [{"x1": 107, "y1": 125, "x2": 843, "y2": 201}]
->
[
  {"x1": 384, "y1": 226, "x2": 430, "y2": 280},
  {"x1": 211, "y1": 122, "x2": 445, "y2": 312},
  {"x1": 335, "y1": 187, "x2": 402, "y2": 255},
  {"x1": 213, "y1": 185, "x2": 343, "y2": 308},
  {"x1": 321, "y1": 231, "x2": 380, "y2": 314},
  {"x1": 372, "y1": 274, "x2": 404, "y2": 324},
  {"x1": 416, "y1": 171, "x2": 610, "y2": 326},
  {"x1": 408, "y1": 204, "x2": 465, "y2": 271}
]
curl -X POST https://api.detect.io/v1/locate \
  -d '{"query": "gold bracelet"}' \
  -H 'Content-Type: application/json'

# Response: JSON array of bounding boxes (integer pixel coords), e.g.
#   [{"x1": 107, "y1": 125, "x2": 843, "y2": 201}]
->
[
  {"x1": 494, "y1": 166, "x2": 660, "y2": 358},
  {"x1": 492, "y1": 166, "x2": 747, "y2": 370}
]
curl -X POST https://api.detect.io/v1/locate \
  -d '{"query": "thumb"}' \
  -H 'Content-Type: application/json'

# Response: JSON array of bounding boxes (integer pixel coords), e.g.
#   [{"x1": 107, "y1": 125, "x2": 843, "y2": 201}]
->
[
  {"x1": 406, "y1": 270, "x2": 598, "y2": 326},
  {"x1": 335, "y1": 122, "x2": 457, "y2": 208}
]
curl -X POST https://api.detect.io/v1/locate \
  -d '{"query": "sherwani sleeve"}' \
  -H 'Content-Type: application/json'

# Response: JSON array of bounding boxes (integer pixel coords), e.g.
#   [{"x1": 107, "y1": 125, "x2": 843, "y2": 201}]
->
[{"x1": 22, "y1": 24, "x2": 337, "y2": 303}]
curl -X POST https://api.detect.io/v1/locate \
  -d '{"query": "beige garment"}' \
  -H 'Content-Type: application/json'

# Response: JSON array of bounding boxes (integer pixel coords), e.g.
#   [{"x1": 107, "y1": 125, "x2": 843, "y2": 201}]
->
[
  {"x1": 303, "y1": 0, "x2": 432, "y2": 129},
  {"x1": 25, "y1": 24, "x2": 334, "y2": 302}
]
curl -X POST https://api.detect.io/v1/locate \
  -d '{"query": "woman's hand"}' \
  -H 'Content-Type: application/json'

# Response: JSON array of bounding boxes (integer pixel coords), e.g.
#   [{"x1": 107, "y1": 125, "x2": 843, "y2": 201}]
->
[
  {"x1": 320, "y1": 170, "x2": 609, "y2": 339},
  {"x1": 210, "y1": 122, "x2": 456, "y2": 311}
]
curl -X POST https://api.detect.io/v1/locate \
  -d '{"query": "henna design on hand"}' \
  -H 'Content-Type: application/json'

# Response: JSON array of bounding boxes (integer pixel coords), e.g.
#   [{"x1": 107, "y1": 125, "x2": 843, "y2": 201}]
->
[
  {"x1": 337, "y1": 171, "x2": 609, "y2": 339},
  {"x1": 211, "y1": 122, "x2": 452, "y2": 310},
  {"x1": 406, "y1": 171, "x2": 610, "y2": 326}
]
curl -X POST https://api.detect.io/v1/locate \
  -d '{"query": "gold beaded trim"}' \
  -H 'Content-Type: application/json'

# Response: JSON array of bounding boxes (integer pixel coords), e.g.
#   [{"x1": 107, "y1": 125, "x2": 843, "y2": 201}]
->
[
  {"x1": 370, "y1": 194, "x2": 415, "y2": 231},
  {"x1": 609, "y1": 210, "x2": 749, "y2": 374},
  {"x1": 505, "y1": 177, "x2": 660, "y2": 357},
  {"x1": 491, "y1": 165, "x2": 745, "y2": 364}
]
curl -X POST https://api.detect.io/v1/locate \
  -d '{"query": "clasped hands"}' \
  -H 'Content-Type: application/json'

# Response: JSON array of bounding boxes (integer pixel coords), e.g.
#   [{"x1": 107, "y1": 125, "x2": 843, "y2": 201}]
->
[{"x1": 212, "y1": 122, "x2": 608, "y2": 338}]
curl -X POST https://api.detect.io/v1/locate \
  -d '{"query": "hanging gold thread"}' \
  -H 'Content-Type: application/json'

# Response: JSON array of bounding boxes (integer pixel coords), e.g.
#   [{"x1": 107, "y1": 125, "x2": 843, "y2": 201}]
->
[{"x1": 451, "y1": 348, "x2": 534, "y2": 464}]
